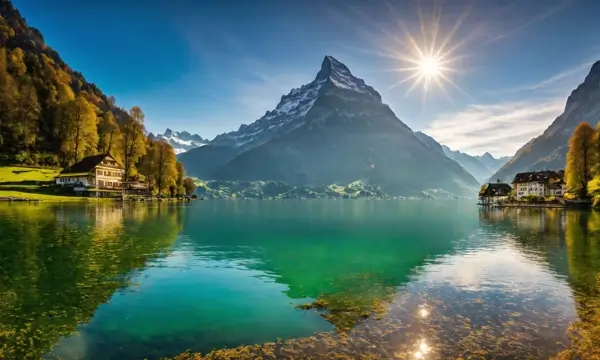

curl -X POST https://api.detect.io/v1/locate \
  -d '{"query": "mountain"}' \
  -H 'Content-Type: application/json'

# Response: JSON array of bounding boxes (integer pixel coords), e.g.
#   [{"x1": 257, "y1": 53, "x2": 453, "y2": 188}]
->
[
  {"x1": 414, "y1": 131, "x2": 509, "y2": 183},
  {"x1": 149, "y1": 128, "x2": 207, "y2": 154},
  {"x1": 475, "y1": 152, "x2": 510, "y2": 174},
  {"x1": 442, "y1": 146, "x2": 494, "y2": 183},
  {"x1": 490, "y1": 60, "x2": 600, "y2": 183},
  {"x1": 180, "y1": 56, "x2": 479, "y2": 196},
  {"x1": 413, "y1": 131, "x2": 445, "y2": 155}
]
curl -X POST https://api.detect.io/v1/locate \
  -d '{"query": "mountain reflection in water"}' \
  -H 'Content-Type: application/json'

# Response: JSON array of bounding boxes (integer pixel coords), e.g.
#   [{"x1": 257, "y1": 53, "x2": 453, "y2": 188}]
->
[{"x1": 0, "y1": 201, "x2": 599, "y2": 359}]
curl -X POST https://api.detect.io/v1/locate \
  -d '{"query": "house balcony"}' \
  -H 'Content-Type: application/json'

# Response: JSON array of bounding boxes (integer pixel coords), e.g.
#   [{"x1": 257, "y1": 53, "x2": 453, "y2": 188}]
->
[{"x1": 72, "y1": 182, "x2": 123, "y2": 192}]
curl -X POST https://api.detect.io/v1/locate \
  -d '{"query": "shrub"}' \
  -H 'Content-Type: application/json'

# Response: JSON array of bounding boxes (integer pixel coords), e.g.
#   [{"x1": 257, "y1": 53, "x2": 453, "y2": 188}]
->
[{"x1": 14, "y1": 151, "x2": 29, "y2": 164}]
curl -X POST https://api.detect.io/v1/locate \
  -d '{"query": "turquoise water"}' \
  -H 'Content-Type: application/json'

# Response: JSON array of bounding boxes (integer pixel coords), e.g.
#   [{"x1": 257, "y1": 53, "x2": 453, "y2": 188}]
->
[{"x1": 0, "y1": 201, "x2": 598, "y2": 359}]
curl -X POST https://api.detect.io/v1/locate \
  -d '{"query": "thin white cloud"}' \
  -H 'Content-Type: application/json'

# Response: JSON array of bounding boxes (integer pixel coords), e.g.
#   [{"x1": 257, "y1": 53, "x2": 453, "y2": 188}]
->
[{"x1": 422, "y1": 98, "x2": 565, "y2": 157}]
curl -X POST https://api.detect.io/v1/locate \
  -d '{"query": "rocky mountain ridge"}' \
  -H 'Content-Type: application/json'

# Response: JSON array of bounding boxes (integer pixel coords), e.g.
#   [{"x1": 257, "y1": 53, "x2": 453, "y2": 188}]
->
[
  {"x1": 490, "y1": 60, "x2": 600, "y2": 183},
  {"x1": 179, "y1": 56, "x2": 479, "y2": 196},
  {"x1": 414, "y1": 132, "x2": 510, "y2": 183},
  {"x1": 149, "y1": 129, "x2": 207, "y2": 154}
]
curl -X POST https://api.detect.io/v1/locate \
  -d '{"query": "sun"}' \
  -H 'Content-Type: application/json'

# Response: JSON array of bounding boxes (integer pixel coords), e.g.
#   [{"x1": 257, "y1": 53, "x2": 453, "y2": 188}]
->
[
  {"x1": 372, "y1": 2, "x2": 473, "y2": 99},
  {"x1": 418, "y1": 56, "x2": 442, "y2": 78}
]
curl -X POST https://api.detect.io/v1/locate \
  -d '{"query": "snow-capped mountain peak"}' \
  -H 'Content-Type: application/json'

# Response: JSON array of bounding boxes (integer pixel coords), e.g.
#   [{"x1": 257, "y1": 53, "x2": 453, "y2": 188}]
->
[
  {"x1": 150, "y1": 129, "x2": 207, "y2": 154},
  {"x1": 316, "y1": 55, "x2": 382, "y2": 101},
  {"x1": 211, "y1": 55, "x2": 382, "y2": 149}
]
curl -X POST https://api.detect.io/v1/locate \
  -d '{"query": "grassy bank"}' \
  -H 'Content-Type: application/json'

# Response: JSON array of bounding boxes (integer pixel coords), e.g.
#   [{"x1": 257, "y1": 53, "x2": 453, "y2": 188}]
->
[
  {"x1": 0, "y1": 166, "x2": 60, "y2": 183},
  {"x1": 0, "y1": 166, "x2": 101, "y2": 202}
]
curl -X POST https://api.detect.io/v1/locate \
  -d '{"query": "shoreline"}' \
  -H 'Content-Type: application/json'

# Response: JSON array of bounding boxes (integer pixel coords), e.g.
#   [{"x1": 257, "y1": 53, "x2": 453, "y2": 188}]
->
[{"x1": 494, "y1": 203, "x2": 565, "y2": 208}]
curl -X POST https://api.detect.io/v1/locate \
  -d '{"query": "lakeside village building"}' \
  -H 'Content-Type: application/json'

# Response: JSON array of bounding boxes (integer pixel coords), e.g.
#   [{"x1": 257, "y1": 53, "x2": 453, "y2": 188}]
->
[
  {"x1": 54, "y1": 154, "x2": 149, "y2": 197},
  {"x1": 478, "y1": 170, "x2": 567, "y2": 204},
  {"x1": 512, "y1": 170, "x2": 566, "y2": 199}
]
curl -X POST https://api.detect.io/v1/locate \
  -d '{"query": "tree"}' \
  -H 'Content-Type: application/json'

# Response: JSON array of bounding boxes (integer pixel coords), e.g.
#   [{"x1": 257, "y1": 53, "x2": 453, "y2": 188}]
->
[
  {"x1": 54, "y1": 96, "x2": 98, "y2": 164},
  {"x1": 7, "y1": 48, "x2": 26, "y2": 77},
  {"x1": 98, "y1": 111, "x2": 120, "y2": 156},
  {"x1": 139, "y1": 138, "x2": 158, "y2": 193},
  {"x1": 155, "y1": 141, "x2": 177, "y2": 195},
  {"x1": 15, "y1": 82, "x2": 40, "y2": 149},
  {"x1": 0, "y1": 48, "x2": 18, "y2": 151},
  {"x1": 176, "y1": 162, "x2": 185, "y2": 196},
  {"x1": 183, "y1": 177, "x2": 197, "y2": 196},
  {"x1": 121, "y1": 106, "x2": 146, "y2": 181},
  {"x1": 566, "y1": 122, "x2": 596, "y2": 198}
]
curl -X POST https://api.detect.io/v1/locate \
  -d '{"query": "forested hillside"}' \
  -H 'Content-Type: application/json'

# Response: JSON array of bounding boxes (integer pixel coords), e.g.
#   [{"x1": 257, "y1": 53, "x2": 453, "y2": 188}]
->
[{"x1": 0, "y1": 0, "x2": 187, "y2": 195}]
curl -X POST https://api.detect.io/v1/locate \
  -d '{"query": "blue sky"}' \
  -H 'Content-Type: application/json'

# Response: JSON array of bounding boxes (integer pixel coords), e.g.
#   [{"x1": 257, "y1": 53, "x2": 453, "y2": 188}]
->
[{"x1": 14, "y1": 0, "x2": 600, "y2": 156}]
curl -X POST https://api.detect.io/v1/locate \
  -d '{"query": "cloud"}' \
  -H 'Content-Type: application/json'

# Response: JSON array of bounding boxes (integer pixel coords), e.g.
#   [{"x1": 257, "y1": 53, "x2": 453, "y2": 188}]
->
[{"x1": 422, "y1": 98, "x2": 565, "y2": 157}]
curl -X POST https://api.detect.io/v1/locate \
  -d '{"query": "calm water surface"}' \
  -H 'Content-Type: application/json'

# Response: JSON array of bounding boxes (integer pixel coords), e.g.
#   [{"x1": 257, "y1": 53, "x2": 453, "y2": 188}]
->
[{"x1": 0, "y1": 201, "x2": 599, "y2": 359}]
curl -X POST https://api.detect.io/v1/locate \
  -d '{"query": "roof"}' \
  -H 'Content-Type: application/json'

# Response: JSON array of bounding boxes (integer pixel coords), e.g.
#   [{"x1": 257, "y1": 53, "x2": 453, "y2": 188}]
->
[
  {"x1": 512, "y1": 170, "x2": 561, "y2": 184},
  {"x1": 480, "y1": 183, "x2": 512, "y2": 196},
  {"x1": 59, "y1": 154, "x2": 121, "y2": 174},
  {"x1": 55, "y1": 172, "x2": 91, "y2": 178}
]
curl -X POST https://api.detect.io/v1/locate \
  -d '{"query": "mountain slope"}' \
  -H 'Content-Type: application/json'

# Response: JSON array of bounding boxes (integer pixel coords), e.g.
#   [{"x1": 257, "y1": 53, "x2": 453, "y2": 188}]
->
[
  {"x1": 0, "y1": 0, "x2": 130, "y2": 162},
  {"x1": 181, "y1": 56, "x2": 479, "y2": 196},
  {"x1": 414, "y1": 131, "x2": 509, "y2": 183},
  {"x1": 414, "y1": 131, "x2": 445, "y2": 155},
  {"x1": 476, "y1": 152, "x2": 510, "y2": 173},
  {"x1": 491, "y1": 60, "x2": 600, "y2": 183},
  {"x1": 441, "y1": 146, "x2": 492, "y2": 183},
  {"x1": 149, "y1": 129, "x2": 207, "y2": 154}
]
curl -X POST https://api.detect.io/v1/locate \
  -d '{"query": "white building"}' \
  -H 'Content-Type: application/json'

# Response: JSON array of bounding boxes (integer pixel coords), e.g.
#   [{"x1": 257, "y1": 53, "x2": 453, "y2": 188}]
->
[
  {"x1": 55, "y1": 154, "x2": 125, "y2": 197},
  {"x1": 512, "y1": 170, "x2": 565, "y2": 199}
]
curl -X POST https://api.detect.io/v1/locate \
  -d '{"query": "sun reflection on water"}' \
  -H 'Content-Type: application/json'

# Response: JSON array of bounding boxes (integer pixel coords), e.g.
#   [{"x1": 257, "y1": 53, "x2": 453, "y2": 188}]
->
[{"x1": 414, "y1": 339, "x2": 431, "y2": 359}]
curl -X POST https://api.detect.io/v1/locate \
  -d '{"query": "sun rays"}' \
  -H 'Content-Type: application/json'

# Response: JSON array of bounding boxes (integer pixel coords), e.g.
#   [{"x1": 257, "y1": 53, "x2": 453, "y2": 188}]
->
[{"x1": 381, "y1": 1, "x2": 473, "y2": 100}]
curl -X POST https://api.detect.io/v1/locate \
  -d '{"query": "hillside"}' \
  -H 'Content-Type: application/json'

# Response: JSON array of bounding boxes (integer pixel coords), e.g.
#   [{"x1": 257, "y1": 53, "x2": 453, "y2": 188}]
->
[
  {"x1": 180, "y1": 56, "x2": 479, "y2": 196},
  {"x1": 476, "y1": 152, "x2": 510, "y2": 173},
  {"x1": 414, "y1": 131, "x2": 510, "y2": 183},
  {"x1": 0, "y1": 0, "x2": 187, "y2": 196},
  {"x1": 0, "y1": 0, "x2": 129, "y2": 164},
  {"x1": 442, "y1": 146, "x2": 492, "y2": 183},
  {"x1": 491, "y1": 60, "x2": 600, "y2": 183}
]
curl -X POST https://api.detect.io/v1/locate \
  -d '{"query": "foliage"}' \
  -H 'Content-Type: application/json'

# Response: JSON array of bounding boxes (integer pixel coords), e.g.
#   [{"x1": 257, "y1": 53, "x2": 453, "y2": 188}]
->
[
  {"x1": 0, "y1": 3, "x2": 186, "y2": 185},
  {"x1": 195, "y1": 179, "x2": 389, "y2": 199},
  {"x1": 121, "y1": 106, "x2": 147, "y2": 180},
  {"x1": 566, "y1": 122, "x2": 596, "y2": 198},
  {"x1": 140, "y1": 138, "x2": 179, "y2": 195},
  {"x1": 176, "y1": 162, "x2": 185, "y2": 196},
  {"x1": 479, "y1": 184, "x2": 488, "y2": 196},
  {"x1": 54, "y1": 95, "x2": 99, "y2": 164},
  {"x1": 183, "y1": 177, "x2": 197, "y2": 196},
  {"x1": 97, "y1": 111, "x2": 121, "y2": 157}
]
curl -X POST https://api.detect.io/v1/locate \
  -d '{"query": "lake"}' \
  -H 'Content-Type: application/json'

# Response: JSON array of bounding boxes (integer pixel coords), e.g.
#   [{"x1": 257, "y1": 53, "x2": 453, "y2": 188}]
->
[{"x1": 0, "y1": 200, "x2": 599, "y2": 359}]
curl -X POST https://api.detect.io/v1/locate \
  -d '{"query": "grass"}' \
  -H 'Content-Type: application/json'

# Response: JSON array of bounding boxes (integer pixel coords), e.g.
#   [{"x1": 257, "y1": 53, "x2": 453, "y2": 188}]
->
[
  {"x1": 0, "y1": 166, "x2": 113, "y2": 202},
  {"x1": 0, "y1": 190, "x2": 100, "y2": 201},
  {"x1": 0, "y1": 166, "x2": 60, "y2": 183}
]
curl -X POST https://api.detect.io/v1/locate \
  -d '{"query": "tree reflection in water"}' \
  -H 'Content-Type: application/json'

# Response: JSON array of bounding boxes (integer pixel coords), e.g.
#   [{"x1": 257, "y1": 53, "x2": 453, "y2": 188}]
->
[{"x1": 0, "y1": 203, "x2": 183, "y2": 359}]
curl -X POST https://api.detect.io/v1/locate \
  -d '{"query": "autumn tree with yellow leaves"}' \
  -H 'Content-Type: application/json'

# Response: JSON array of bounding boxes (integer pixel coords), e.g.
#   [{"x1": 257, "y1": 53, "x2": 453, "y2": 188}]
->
[
  {"x1": 566, "y1": 122, "x2": 596, "y2": 198},
  {"x1": 0, "y1": 4, "x2": 188, "y2": 184}
]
